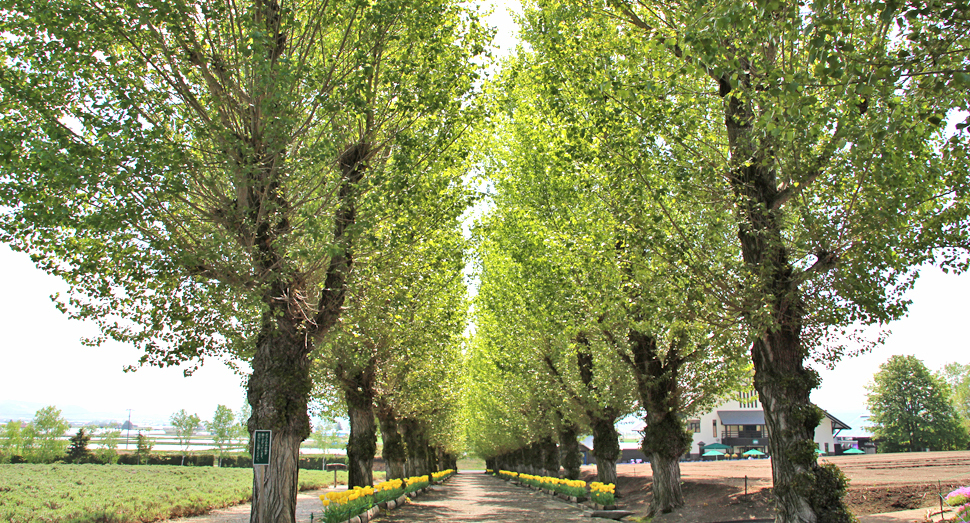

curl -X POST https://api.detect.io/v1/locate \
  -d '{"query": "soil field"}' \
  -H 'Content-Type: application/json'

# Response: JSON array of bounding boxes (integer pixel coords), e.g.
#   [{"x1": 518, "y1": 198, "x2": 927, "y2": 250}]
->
[{"x1": 586, "y1": 450, "x2": 970, "y2": 522}]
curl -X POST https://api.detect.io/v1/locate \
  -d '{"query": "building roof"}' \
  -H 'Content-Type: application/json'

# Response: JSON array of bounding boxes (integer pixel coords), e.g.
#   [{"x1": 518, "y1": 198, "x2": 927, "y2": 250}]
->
[
  {"x1": 824, "y1": 411, "x2": 851, "y2": 431},
  {"x1": 717, "y1": 410, "x2": 765, "y2": 425},
  {"x1": 717, "y1": 409, "x2": 852, "y2": 430}
]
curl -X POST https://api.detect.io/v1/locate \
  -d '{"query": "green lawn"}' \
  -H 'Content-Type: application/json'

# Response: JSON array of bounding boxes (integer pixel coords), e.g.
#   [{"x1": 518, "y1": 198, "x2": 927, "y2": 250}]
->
[
  {"x1": 0, "y1": 464, "x2": 351, "y2": 523},
  {"x1": 456, "y1": 457, "x2": 486, "y2": 471}
]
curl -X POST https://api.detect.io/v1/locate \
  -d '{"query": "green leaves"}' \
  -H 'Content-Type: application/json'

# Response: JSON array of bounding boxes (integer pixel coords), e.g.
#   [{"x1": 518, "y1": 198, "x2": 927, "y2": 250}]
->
[{"x1": 867, "y1": 356, "x2": 969, "y2": 452}]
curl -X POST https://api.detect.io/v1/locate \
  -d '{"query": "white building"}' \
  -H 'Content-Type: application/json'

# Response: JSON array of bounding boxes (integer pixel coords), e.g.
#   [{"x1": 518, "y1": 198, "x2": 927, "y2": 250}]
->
[{"x1": 687, "y1": 391, "x2": 851, "y2": 458}]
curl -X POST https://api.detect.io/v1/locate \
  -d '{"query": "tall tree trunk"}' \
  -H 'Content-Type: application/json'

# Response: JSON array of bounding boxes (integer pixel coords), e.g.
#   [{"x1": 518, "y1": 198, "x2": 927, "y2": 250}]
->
[
  {"x1": 723, "y1": 82, "x2": 852, "y2": 523},
  {"x1": 401, "y1": 418, "x2": 425, "y2": 477},
  {"x1": 576, "y1": 338, "x2": 620, "y2": 485},
  {"x1": 540, "y1": 436, "x2": 560, "y2": 477},
  {"x1": 591, "y1": 417, "x2": 619, "y2": 485},
  {"x1": 376, "y1": 406, "x2": 406, "y2": 480},
  {"x1": 627, "y1": 329, "x2": 690, "y2": 516},
  {"x1": 247, "y1": 304, "x2": 312, "y2": 523},
  {"x1": 559, "y1": 423, "x2": 582, "y2": 480},
  {"x1": 346, "y1": 377, "x2": 376, "y2": 488},
  {"x1": 425, "y1": 442, "x2": 438, "y2": 475}
]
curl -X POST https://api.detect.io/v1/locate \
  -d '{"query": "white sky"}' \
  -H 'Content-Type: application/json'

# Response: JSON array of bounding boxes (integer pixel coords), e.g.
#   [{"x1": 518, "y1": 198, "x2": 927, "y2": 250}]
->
[
  {"x1": 2, "y1": 243, "x2": 966, "y2": 433},
  {"x1": 1, "y1": 1, "x2": 967, "y2": 436}
]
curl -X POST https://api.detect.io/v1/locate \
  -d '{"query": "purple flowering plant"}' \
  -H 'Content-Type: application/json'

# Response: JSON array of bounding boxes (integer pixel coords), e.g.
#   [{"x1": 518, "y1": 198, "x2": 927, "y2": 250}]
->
[{"x1": 945, "y1": 486, "x2": 970, "y2": 521}]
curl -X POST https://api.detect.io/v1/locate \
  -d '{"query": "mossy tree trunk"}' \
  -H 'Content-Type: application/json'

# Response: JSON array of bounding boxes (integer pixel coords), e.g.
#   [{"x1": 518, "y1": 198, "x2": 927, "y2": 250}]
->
[
  {"x1": 559, "y1": 422, "x2": 582, "y2": 480},
  {"x1": 591, "y1": 417, "x2": 619, "y2": 485},
  {"x1": 723, "y1": 80, "x2": 853, "y2": 523},
  {"x1": 344, "y1": 365, "x2": 377, "y2": 488},
  {"x1": 540, "y1": 435, "x2": 560, "y2": 477},
  {"x1": 626, "y1": 329, "x2": 691, "y2": 516},
  {"x1": 376, "y1": 402, "x2": 406, "y2": 480}
]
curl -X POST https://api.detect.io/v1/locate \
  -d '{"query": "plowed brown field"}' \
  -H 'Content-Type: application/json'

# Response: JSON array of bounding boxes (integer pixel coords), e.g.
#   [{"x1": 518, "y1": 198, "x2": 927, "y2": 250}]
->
[{"x1": 596, "y1": 450, "x2": 970, "y2": 522}]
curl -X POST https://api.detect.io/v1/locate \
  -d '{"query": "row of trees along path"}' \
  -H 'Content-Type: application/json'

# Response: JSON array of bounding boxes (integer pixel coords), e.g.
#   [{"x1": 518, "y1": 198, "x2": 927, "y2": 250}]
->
[
  {"x1": 372, "y1": 473, "x2": 591, "y2": 523},
  {"x1": 2, "y1": 0, "x2": 969, "y2": 522}
]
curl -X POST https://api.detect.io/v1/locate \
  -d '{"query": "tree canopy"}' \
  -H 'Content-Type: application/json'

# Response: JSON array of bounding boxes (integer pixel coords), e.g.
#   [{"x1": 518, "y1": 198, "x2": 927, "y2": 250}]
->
[
  {"x1": 1, "y1": 1, "x2": 968, "y2": 521},
  {"x1": 867, "y1": 355, "x2": 969, "y2": 452}
]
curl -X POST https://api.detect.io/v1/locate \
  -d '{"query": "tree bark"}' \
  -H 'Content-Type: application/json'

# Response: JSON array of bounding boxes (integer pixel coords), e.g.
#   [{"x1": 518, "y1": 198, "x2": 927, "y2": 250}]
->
[
  {"x1": 376, "y1": 405, "x2": 406, "y2": 480},
  {"x1": 627, "y1": 329, "x2": 690, "y2": 516},
  {"x1": 591, "y1": 417, "x2": 619, "y2": 485},
  {"x1": 559, "y1": 423, "x2": 582, "y2": 480},
  {"x1": 723, "y1": 80, "x2": 853, "y2": 523},
  {"x1": 576, "y1": 339, "x2": 620, "y2": 485},
  {"x1": 401, "y1": 418, "x2": 428, "y2": 477},
  {"x1": 540, "y1": 435, "x2": 560, "y2": 477},
  {"x1": 247, "y1": 303, "x2": 312, "y2": 523},
  {"x1": 346, "y1": 376, "x2": 376, "y2": 488}
]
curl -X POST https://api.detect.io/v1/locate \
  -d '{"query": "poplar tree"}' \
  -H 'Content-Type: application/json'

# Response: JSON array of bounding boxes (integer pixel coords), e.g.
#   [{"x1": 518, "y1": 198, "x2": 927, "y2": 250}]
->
[{"x1": 0, "y1": 1, "x2": 487, "y2": 520}]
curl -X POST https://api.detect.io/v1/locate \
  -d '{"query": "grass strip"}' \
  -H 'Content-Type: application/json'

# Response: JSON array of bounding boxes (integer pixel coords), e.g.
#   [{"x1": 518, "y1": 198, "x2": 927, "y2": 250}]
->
[{"x1": 0, "y1": 464, "x2": 347, "y2": 523}]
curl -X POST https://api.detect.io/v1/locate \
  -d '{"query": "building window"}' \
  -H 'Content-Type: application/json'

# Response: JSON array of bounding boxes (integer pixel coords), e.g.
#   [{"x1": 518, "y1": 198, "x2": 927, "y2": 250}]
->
[
  {"x1": 738, "y1": 390, "x2": 759, "y2": 409},
  {"x1": 713, "y1": 419, "x2": 717, "y2": 438},
  {"x1": 688, "y1": 420, "x2": 700, "y2": 433},
  {"x1": 824, "y1": 443, "x2": 829, "y2": 453}
]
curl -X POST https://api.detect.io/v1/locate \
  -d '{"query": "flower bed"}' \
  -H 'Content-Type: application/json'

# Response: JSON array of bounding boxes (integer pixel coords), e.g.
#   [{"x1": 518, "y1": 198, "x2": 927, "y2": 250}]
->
[
  {"x1": 432, "y1": 469, "x2": 455, "y2": 483},
  {"x1": 516, "y1": 473, "x2": 586, "y2": 499},
  {"x1": 589, "y1": 481, "x2": 616, "y2": 507},
  {"x1": 404, "y1": 474, "x2": 431, "y2": 494},
  {"x1": 945, "y1": 486, "x2": 970, "y2": 521},
  {"x1": 497, "y1": 469, "x2": 519, "y2": 481},
  {"x1": 318, "y1": 471, "x2": 454, "y2": 523},
  {"x1": 319, "y1": 486, "x2": 374, "y2": 523},
  {"x1": 494, "y1": 469, "x2": 615, "y2": 508}
]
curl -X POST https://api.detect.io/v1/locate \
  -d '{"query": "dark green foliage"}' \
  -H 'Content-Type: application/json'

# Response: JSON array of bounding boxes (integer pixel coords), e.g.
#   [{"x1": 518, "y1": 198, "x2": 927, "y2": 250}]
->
[
  {"x1": 867, "y1": 355, "x2": 970, "y2": 452},
  {"x1": 807, "y1": 463, "x2": 854, "y2": 523},
  {"x1": 67, "y1": 429, "x2": 91, "y2": 464}
]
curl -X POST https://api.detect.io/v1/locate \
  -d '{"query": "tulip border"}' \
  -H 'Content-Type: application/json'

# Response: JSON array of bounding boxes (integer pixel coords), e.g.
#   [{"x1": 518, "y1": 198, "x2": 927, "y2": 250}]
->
[
  {"x1": 315, "y1": 469, "x2": 456, "y2": 523},
  {"x1": 490, "y1": 469, "x2": 617, "y2": 511}
]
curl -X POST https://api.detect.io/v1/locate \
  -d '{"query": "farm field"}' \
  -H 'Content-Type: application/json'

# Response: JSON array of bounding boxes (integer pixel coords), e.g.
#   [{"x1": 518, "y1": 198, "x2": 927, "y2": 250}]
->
[
  {"x1": 0, "y1": 464, "x2": 347, "y2": 523},
  {"x1": 597, "y1": 450, "x2": 970, "y2": 523}
]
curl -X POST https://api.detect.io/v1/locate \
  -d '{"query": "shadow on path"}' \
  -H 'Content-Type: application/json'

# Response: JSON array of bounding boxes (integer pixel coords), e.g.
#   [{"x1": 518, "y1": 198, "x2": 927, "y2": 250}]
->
[{"x1": 373, "y1": 472, "x2": 591, "y2": 522}]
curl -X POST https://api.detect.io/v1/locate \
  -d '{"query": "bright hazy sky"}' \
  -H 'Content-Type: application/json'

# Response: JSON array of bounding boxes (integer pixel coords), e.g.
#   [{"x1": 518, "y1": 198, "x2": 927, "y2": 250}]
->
[{"x1": 1, "y1": 2, "x2": 967, "y2": 436}]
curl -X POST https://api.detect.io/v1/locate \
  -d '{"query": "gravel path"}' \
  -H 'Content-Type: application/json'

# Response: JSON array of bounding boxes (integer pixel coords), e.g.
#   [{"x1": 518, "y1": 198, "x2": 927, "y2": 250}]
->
[
  {"x1": 165, "y1": 488, "x2": 332, "y2": 523},
  {"x1": 165, "y1": 473, "x2": 590, "y2": 522},
  {"x1": 372, "y1": 472, "x2": 592, "y2": 522}
]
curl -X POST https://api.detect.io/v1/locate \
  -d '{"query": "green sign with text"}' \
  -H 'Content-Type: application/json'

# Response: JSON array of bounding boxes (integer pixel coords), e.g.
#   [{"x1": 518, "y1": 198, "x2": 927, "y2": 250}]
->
[{"x1": 253, "y1": 430, "x2": 271, "y2": 466}]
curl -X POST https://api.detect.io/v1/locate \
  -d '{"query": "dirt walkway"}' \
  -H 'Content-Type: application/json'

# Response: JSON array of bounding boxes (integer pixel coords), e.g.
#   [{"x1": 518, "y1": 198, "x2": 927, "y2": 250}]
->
[{"x1": 373, "y1": 472, "x2": 592, "y2": 522}]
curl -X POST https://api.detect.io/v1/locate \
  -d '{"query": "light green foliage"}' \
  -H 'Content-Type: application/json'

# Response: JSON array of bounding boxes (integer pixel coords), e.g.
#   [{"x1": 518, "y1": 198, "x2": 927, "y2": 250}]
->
[
  {"x1": 0, "y1": 0, "x2": 489, "y2": 371},
  {"x1": 135, "y1": 432, "x2": 154, "y2": 464},
  {"x1": 206, "y1": 405, "x2": 237, "y2": 460},
  {"x1": 867, "y1": 355, "x2": 969, "y2": 452},
  {"x1": 28, "y1": 406, "x2": 69, "y2": 463},
  {"x1": 235, "y1": 401, "x2": 251, "y2": 441},
  {"x1": 169, "y1": 410, "x2": 201, "y2": 453},
  {"x1": 0, "y1": 464, "x2": 339, "y2": 523},
  {"x1": 312, "y1": 186, "x2": 477, "y2": 461},
  {"x1": 311, "y1": 420, "x2": 339, "y2": 454},
  {"x1": 502, "y1": 0, "x2": 969, "y2": 519},
  {"x1": 0, "y1": 420, "x2": 24, "y2": 461},
  {"x1": 94, "y1": 430, "x2": 121, "y2": 465},
  {"x1": 0, "y1": 0, "x2": 488, "y2": 513},
  {"x1": 938, "y1": 362, "x2": 970, "y2": 434}
]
